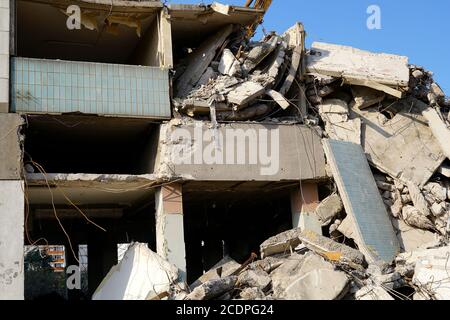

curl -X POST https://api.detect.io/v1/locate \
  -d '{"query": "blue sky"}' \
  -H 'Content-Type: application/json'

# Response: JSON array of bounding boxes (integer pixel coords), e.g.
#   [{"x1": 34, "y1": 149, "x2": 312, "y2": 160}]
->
[{"x1": 168, "y1": 0, "x2": 450, "y2": 94}]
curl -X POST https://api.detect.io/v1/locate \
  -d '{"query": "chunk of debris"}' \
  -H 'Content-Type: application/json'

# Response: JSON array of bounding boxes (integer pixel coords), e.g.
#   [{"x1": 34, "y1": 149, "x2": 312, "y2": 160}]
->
[
  {"x1": 271, "y1": 252, "x2": 349, "y2": 300},
  {"x1": 190, "y1": 256, "x2": 240, "y2": 290},
  {"x1": 247, "y1": 256, "x2": 285, "y2": 274},
  {"x1": 352, "y1": 98, "x2": 446, "y2": 187},
  {"x1": 227, "y1": 81, "x2": 266, "y2": 108},
  {"x1": 242, "y1": 35, "x2": 280, "y2": 74},
  {"x1": 401, "y1": 205, "x2": 435, "y2": 231},
  {"x1": 351, "y1": 86, "x2": 386, "y2": 110},
  {"x1": 422, "y1": 107, "x2": 450, "y2": 160},
  {"x1": 391, "y1": 218, "x2": 437, "y2": 253},
  {"x1": 237, "y1": 269, "x2": 272, "y2": 292},
  {"x1": 307, "y1": 42, "x2": 410, "y2": 89},
  {"x1": 219, "y1": 49, "x2": 241, "y2": 77},
  {"x1": 323, "y1": 139, "x2": 400, "y2": 264},
  {"x1": 315, "y1": 193, "x2": 343, "y2": 226},
  {"x1": 299, "y1": 230, "x2": 366, "y2": 266},
  {"x1": 92, "y1": 243, "x2": 179, "y2": 300},
  {"x1": 260, "y1": 228, "x2": 302, "y2": 258},
  {"x1": 239, "y1": 287, "x2": 266, "y2": 300},
  {"x1": 185, "y1": 276, "x2": 237, "y2": 301},
  {"x1": 266, "y1": 90, "x2": 290, "y2": 110}
]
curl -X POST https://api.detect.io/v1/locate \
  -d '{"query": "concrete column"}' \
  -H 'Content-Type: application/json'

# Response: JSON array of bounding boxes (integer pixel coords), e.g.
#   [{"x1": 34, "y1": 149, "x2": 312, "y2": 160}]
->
[
  {"x1": 87, "y1": 233, "x2": 117, "y2": 298},
  {"x1": 0, "y1": 0, "x2": 9, "y2": 113},
  {"x1": 0, "y1": 181, "x2": 24, "y2": 300},
  {"x1": 155, "y1": 183, "x2": 186, "y2": 281},
  {"x1": 159, "y1": 8, "x2": 173, "y2": 69},
  {"x1": 290, "y1": 182, "x2": 321, "y2": 234}
]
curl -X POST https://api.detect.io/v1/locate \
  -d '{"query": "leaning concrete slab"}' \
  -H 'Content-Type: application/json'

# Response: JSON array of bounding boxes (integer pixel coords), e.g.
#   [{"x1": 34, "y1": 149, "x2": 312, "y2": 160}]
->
[
  {"x1": 0, "y1": 181, "x2": 24, "y2": 300},
  {"x1": 353, "y1": 98, "x2": 446, "y2": 187},
  {"x1": 0, "y1": 114, "x2": 23, "y2": 180},
  {"x1": 323, "y1": 139, "x2": 400, "y2": 264},
  {"x1": 156, "y1": 119, "x2": 326, "y2": 182}
]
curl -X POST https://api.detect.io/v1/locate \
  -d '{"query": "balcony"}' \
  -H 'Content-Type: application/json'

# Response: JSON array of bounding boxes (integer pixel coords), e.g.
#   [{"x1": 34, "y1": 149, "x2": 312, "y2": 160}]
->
[{"x1": 10, "y1": 57, "x2": 171, "y2": 118}]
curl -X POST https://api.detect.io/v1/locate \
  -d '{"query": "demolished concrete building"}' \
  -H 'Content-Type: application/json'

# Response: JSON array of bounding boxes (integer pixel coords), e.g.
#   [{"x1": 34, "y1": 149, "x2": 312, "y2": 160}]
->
[{"x1": 1, "y1": 0, "x2": 450, "y2": 301}]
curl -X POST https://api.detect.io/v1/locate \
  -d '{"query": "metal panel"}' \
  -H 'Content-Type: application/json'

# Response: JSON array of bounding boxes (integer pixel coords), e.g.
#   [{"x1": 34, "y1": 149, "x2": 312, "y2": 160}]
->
[
  {"x1": 323, "y1": 139, "x2": 400, "y2": 264},
  {"x1": 10, "y1": 57, "x2": 171, "y2": 118}
]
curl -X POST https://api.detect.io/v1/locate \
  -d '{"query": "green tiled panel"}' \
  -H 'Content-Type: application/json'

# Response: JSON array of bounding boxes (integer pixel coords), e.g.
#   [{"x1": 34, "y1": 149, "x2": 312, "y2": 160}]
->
[{"x1": 10, "y1": 57, "x2": 171, "y2": 118}]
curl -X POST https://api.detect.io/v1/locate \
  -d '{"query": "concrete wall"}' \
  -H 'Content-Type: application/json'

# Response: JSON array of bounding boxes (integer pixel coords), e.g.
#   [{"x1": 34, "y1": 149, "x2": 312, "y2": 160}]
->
[
  {"x1": 0, "y1": 181, "x2": 24, "y2": 300},
  {"x1": 156, "y1": 120, "x2": 326, "y2": 182},
  {"x1": 0, "y1": 113, "x2": 23, "y2": 180},
  {"x1": 0, "y1": 0, "x2": 9, "y2": 112}
]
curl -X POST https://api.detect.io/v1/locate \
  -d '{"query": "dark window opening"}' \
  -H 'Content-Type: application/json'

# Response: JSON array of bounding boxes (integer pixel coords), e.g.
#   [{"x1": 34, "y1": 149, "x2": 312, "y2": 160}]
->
[{"x1": 23, "y1": 114, "x2": 160, "y2": 175}]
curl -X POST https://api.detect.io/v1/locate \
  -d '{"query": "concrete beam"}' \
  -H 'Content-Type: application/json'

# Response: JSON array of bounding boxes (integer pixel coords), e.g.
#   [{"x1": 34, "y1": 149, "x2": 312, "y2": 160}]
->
[
  {"x1": 156, "y1": 120, "x2": 326, "y2": 182},
  {"x1": 290, "y1": 183, "x2": 321, "y2": 234},
  {"x1": 155, "y1": 183, "x2": 186, "y2": 281},
  {"x1": 0, "y1": 114, "x2": 23, "y2": 180},
  {"x1": 0, "y1": 181, "x2": 24, "y2": 300}
]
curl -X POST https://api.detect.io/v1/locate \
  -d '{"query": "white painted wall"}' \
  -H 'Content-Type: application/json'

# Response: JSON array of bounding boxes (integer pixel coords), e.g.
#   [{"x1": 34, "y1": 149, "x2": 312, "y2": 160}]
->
[
  {"x1": 0, "y1": 0, "x2": 9, "y2": 112},
  {"x1": 0, "y1": 181, "x2": 24, "y2": 300}
]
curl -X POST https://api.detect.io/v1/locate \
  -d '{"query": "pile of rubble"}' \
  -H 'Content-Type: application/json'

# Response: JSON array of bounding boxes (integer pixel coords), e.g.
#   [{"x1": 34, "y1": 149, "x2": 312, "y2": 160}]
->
[
  {"x1": 172, "y1": 23, "x2": 306, "y2": 123},
  {"x1": 93, "y1": 21, "x2": 450, "y2": 300}
]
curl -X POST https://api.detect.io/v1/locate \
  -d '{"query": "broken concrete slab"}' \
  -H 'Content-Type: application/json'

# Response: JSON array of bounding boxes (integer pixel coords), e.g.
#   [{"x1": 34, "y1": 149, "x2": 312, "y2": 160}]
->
[
  {"x1": 237, "y1": 269, "x2": 271, "y2": 292},
  {"x1": 271, "y1": 252, "x2": 349, "y2": 300},
  {"x1": 260, "y1": 228, "x2": 302, "y2": 258},
  {"x1": 351, "y1": 86, "x2": 386, "y2": 110},
  {"x1": 315, "y1": 193, "x2": 343, "y2": 226},
  {"x1": 242, "y1": 35, "x2": 280, "y2": 74},
  {"x1": 92, "y1": 243, "x2": 179, "y2": 300},
  {"x1": 307, "y1": 42, "x2": 410, "y2": 88},
  {"x1": 185, "y1": 276, "x2": 237, "y2": 300},
  {"x1": 190, "y1": 256, "x2": 240, "y2": 290},
  {"x1": 266, "y1": 89, "x2": 290, "y2": 110},
  {"x1": 299, "y1": 230, "x2": 366, "y2": 266},
  {"x1": 422, "y1": 107, "x2": 450, "y2": 160},
  {"x1": 318, "y1": 99, "x2": 349, "y2": 118},
  {"x1": 352, "y1": 97, "x2": 446, "y2": 187},
  {"x1": 175, "y1": 25, "x2": 234, "y2": 98},
  {"x1": 227, "y1": 81, "x2": 266, "y2": 108},
  {"x1": 323, "y1": 139, "x2": 400, "y2": 264}
]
